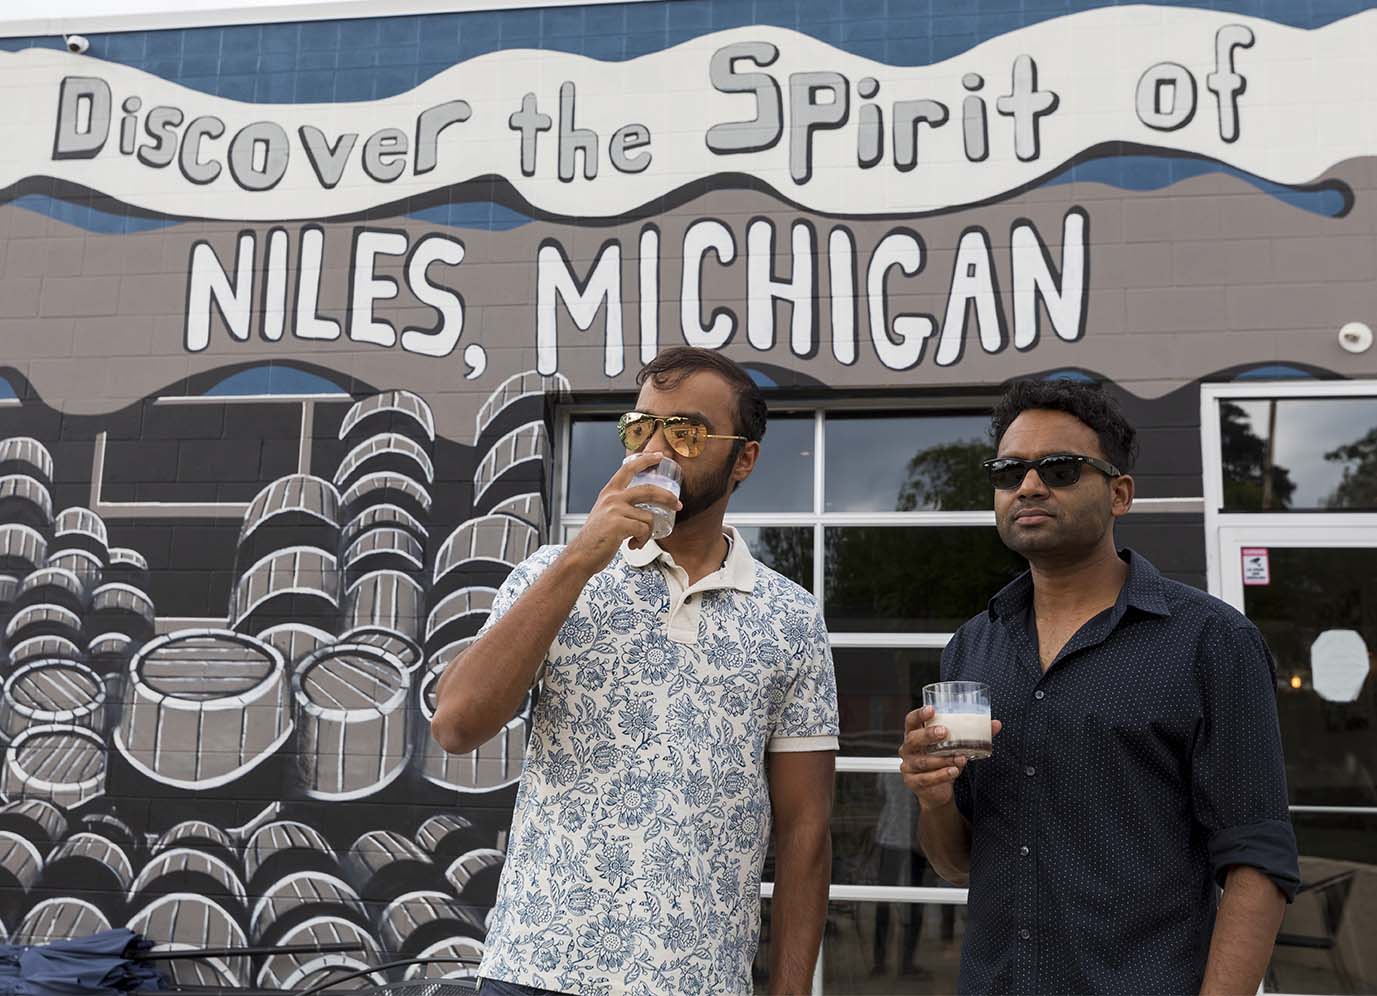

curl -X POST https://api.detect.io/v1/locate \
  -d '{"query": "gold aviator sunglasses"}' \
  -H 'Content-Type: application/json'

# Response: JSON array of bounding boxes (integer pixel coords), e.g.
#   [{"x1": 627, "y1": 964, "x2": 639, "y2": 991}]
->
[{"x1": 616, "y1": 412, "x2": 746, "y2": 458}]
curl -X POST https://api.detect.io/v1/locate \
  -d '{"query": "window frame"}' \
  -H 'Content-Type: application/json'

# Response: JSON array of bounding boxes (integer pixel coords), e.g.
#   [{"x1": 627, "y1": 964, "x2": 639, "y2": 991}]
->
[
  {"x1": 1201, "y1": 380, "x2": 1377, "y2": 594},
  {"x1": 555, "y1": 399, "x2": 1002, "y2": 649},
  {"x1": 1203, "y1": 382, "x2": 1377, "y2": 996},
  {"x1": 554, "y1": 395, "x2": 997, "y2": 989},
  {"x1": 1203, "y1": 381, "x2": 1377, "y2": 821}
]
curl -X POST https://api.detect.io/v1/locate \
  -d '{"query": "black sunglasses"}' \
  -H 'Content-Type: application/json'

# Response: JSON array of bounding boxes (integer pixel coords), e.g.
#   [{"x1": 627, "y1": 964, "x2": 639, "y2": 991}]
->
[{"x1": 982, "y1": 453, "x2": 1122, "y2": 490}]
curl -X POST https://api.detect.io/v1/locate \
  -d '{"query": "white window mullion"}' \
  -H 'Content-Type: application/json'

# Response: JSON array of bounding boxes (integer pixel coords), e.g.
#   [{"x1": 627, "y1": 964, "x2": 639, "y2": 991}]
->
[
  {"x1": 827, "y1": 631, "x2": 952, "y2": 648},
  {"x1": 813, "y1": 409, "x2": 826, "y2": 602},
  {"x1": 761, "y1": 882, "x2": 966, "y2": 904},
  {"x1": 1200, "y1": 387, "x2": 1225, "y2": 594},
  {"x1": 836, "y1": 756, "x2": 900, "y2": 772},
  {"x1": 554, "y1": 409, "x2": 574, "y2": 543}
]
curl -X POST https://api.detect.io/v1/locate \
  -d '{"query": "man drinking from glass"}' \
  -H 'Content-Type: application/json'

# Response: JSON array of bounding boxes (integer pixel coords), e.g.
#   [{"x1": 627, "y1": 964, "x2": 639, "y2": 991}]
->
[{"x1": 431, "y1": 346, "x2": 839, "y2": 996}]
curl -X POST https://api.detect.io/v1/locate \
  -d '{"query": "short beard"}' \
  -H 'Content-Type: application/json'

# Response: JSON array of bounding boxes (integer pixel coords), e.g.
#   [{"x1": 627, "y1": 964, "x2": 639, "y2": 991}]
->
[
  {"x1": 676, "y1": 451, "x2": 736, "y2": 524},
  {"x1": 995, "y1": 506, "x2": 1112, "y2": 562}
]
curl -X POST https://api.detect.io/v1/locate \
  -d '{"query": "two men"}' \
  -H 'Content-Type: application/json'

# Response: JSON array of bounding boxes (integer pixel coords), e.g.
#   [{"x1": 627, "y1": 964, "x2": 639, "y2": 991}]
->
[
  {"x1": 902, "y1": 380, "x2": 1299, "y2": 994},
  {"x1": 431, "y1": 347, "x2": 838, "y2": 996},
  {"x1": 435, "y1": 355, "x2": 1298, "y2": 996}
]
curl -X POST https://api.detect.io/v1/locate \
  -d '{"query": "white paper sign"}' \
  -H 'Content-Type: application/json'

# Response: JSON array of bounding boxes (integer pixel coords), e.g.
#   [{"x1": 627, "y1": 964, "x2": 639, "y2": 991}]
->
[{"x1": 1310, "y1": 629, "x2": 1371, "y2": 703}]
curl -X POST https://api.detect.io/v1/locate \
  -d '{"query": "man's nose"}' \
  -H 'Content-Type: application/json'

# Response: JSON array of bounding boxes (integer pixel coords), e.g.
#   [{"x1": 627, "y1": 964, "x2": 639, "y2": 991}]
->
[
  {"x1": 1016, "y1": 466, "x2": 1050, "y2": 497},
  {"x1": 644, "y1": 422, "x2": 671, "y2": 458}
]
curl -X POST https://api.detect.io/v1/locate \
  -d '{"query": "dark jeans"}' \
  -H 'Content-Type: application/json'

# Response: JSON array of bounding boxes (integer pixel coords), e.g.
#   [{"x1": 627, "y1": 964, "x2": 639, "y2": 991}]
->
[{"x1": 477, "y1": 979, "x2": 572, "y2": 996}]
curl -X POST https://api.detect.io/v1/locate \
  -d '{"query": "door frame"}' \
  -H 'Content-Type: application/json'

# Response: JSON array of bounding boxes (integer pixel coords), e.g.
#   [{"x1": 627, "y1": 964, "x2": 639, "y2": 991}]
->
[{"x1": 1203, "y1": 383, "x2": 1377, "y2": 996}]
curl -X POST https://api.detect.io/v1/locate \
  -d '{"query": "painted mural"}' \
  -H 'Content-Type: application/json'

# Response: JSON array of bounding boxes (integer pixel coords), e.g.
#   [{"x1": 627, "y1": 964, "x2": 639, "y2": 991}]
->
[{"x1": 0, "y1": 1, "x2": 1376, "y2": 990}]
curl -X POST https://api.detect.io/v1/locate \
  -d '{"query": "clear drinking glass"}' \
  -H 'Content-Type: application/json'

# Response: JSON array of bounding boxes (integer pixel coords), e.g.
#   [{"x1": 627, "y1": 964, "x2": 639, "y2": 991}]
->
[
  {"x1": 923, "y1": 681, "x2": 993, "y2": 759},
  {"x1": 629, "y1": 456, "x2": 682, "y2": 540}
]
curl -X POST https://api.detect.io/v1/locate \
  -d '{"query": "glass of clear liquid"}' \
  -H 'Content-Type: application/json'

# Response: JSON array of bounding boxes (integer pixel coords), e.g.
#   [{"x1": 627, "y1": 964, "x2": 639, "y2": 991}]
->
[
  {"x1": 922, "y1": 681, "x2": 993, "y2": 760},
  {"x1": 629, "y1": 456, "x2": 681, "y2": 540}
]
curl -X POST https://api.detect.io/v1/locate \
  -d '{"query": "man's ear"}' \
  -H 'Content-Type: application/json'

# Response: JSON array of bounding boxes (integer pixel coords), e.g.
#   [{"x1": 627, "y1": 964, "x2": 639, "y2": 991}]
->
[
  {"x1": 733, "y1": 440, "x2": 761, "y2": 483},
  {"x1": 1110, "y1": 473, "x2": 1135, "y2": 518}
]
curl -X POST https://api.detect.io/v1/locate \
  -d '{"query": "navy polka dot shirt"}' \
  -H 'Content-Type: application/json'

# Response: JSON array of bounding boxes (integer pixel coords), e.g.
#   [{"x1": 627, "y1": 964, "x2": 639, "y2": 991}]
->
[{"x1": 942, "y1": 549, "x2": 1300, "y2": 995}]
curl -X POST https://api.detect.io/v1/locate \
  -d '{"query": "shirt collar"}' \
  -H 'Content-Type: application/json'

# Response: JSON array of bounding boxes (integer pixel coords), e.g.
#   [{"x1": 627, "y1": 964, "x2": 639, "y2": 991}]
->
[
  {"x1": 987, "y1": 548, "x2": 1171, "y2": 621},
  {"x1": 621, "y1": 524, "x2": 757, "y2": 593}
]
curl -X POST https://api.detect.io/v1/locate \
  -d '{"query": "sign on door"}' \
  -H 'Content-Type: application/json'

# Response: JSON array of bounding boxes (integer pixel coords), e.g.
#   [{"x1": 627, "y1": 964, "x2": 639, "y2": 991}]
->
[{"x1": 1241, "y1": 547, "x2": 1270, "y2": 586}]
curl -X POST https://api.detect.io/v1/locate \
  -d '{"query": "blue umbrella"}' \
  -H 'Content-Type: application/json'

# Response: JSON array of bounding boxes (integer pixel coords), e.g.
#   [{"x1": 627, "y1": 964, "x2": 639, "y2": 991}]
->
[{"x1": 0, "y1": 929, "x2": 166, "y2": 996}]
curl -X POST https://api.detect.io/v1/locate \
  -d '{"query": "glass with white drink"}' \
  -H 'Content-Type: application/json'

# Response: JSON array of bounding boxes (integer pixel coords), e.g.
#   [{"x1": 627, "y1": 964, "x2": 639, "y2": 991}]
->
[
  {"x1": 922, "y1": 681, "x2": 993, "y2": 760},
  {"x1": 628, "y1": 456, "x2": 682, "y2": 540}
]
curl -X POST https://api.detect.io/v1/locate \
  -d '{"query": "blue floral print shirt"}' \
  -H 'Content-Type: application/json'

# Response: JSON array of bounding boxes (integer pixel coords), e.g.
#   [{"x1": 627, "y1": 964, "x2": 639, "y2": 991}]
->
[{"x1": 477, "y1": 528, "x2": 839, "y2": 996}]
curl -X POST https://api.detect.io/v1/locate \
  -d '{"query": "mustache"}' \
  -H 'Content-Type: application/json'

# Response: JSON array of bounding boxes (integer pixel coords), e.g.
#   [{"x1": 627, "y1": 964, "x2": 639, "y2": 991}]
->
[{"x1": 1011, "y1": 503, "x2": 1055, "y2": 518}]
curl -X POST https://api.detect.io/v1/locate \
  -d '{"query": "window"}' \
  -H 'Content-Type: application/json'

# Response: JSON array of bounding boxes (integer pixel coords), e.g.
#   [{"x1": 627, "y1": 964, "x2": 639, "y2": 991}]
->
[
  {"x1": 1216, "y1": 397, "x2": 1377, "y2": 512},
  {"x1": 558, "y1": 401, "x2": 1010, "y2": 992},
  {"x1": 824, "y1": 413, "x2": 991, "y2": 512}
]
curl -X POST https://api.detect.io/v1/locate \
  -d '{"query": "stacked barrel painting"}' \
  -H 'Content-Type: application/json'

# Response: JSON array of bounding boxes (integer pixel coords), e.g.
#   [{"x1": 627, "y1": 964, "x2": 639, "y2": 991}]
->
[{"x1": 0, "y1": 371, "x2": 566, "y2": 989}]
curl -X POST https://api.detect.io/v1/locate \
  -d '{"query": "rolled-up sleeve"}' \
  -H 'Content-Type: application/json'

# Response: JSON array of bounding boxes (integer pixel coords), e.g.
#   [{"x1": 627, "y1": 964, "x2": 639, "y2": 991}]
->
[{"x1": 1190, "y1": 618, "x2": 1301, "y2": 900}]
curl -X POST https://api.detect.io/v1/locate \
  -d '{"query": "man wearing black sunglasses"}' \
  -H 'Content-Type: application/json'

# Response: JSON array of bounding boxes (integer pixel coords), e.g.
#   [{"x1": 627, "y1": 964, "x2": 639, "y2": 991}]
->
[
  {"x1": 899, "y1": 379, "x2": 1298, "y2": 995},
  {"x1": 432, "y1": 347, "x2": 838, "y2": 996}
]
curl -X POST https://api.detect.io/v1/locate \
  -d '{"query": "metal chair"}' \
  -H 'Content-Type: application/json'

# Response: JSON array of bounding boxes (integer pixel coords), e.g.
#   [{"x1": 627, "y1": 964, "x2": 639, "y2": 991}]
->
[
  {"x1": 133, "y1": 949, "x2": 481, "y2": 996},
  {"x1": 346, "y1": 983, "x2": 480, "y2": 996},
  {"x1": 1268, "y1": 869, "x2": 1357, "y2": 993},
  {"x1": 299, "y1": 957, "x2": 482, "y2": 996}
]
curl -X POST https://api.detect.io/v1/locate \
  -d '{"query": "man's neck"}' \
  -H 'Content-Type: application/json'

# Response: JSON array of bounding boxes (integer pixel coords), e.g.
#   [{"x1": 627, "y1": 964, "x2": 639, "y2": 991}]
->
[
  {"x1": 1028, "y1": 541, "x2": 1129, "y2": 619},
  {"x1": 658, "y1": 511, "x2": 730, "y2": 586}
]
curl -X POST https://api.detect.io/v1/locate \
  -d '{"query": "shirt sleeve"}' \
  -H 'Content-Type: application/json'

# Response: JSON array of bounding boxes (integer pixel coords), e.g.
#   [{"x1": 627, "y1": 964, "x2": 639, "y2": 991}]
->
[
  {"x1": 1190, "y1": 617, "x2": 1301, "y2": 901},
  {"x1": 768, "y1": 605, "x2": 840, "y2": 753},
  {"x1": 940, "y1": 629, "x2": 975, "y2": 823},
  {"x1": 475, "y1": 544, "x2": 565, "y2": 645}
]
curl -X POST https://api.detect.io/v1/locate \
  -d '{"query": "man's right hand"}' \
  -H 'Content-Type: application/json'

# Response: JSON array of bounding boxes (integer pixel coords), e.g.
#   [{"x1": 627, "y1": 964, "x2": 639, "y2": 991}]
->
[
  {"x1": 562, "y1": 450, "x2": 683, "y2": 576},
  {"x1": 898, "y1": 705, "x2": 1002, "y2": 811}
]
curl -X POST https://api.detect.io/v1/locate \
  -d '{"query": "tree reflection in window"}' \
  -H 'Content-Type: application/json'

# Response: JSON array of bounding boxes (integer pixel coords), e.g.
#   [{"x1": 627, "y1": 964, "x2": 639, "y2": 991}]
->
[
  {"x1": 897, "y1": 439, "x2": 993, "y2": 511},
  {"x1": 1220, "y1": 399, "x2": 1377, "y2": 511},
  {"x1": 738, "y1": 527, "x2": 812, "y2": 592},
  {"x1": 1220, "y1": 401, "x2": 1295, "y2": 510},
  {"x1": 1325, "y1": 426, "x2": 1377, "y2": 509},
  {"x1": 826, "y1": 415, "x2": 990, "y2": 513},
  {"x1": 824, "y1": 527, "x2": 1027, "y2": 632}
]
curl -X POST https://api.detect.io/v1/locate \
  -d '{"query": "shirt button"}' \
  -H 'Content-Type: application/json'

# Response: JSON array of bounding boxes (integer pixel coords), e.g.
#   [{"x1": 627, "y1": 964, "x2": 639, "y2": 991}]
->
[
  {"x1": 1019, "y1": 845, "x2": 1030, "y2": 856},
  {"x1": 1034, "y1": 690, "x2": 1045, "y2": 700},
  {"x1": 1025, "y1": 765, "x2": 1036, "y2": 777},
  {"x1": 1019, "y1": 928, "x2": 1031, "y2": 940}
]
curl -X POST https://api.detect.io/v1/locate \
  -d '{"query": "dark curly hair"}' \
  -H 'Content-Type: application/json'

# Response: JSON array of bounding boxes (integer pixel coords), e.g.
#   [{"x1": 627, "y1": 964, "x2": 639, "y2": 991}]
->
[
  {"x1": 990, "y1": 379, "x2": 1138, "y2": 471},
  {"x1": 636, "y1": 347, "x2": 767, "y2": 445}
]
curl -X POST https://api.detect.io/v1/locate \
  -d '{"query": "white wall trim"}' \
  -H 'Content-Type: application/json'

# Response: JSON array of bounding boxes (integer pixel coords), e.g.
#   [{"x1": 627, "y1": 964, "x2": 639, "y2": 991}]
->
[
  {"x1": 1132, "y1": 496, "x2": 1204, "y2": 513},
  {"x1": 0, "y1": 0, "x2": 661, "y2": 39}
]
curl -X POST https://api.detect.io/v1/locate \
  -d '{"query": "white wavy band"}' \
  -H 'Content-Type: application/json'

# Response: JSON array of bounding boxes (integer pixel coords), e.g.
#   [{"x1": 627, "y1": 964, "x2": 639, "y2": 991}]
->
[{"x1": 0, "y1": 8, "x2": 1366, "y2": 221}]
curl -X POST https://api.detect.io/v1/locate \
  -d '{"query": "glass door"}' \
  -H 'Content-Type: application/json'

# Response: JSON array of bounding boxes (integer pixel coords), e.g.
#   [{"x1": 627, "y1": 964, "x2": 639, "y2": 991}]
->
[{"x1": 1217, "y1": 526, "x2": 1377, "y2": 995}]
